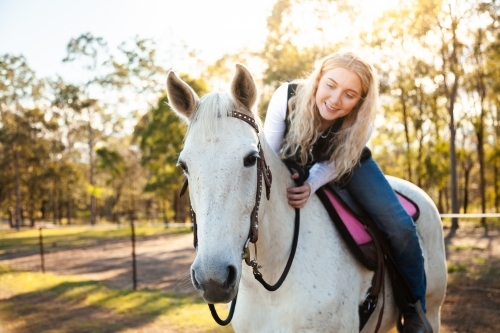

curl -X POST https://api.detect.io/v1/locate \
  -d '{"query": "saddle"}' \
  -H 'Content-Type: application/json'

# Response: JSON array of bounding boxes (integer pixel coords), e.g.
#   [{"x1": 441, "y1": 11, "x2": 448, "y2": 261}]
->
[{"x1": 315, "y1": 183, "x2": 420, "y2": 332}]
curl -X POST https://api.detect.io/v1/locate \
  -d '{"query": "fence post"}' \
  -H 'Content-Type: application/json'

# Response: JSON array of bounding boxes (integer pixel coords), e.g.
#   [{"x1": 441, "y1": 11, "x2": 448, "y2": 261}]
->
[
  {"x1": 130, "y1": 212, "x2": 137, "y2": 290},
  {"x1": 39, "y1": 227, "x2": 45, "y2": 273}
]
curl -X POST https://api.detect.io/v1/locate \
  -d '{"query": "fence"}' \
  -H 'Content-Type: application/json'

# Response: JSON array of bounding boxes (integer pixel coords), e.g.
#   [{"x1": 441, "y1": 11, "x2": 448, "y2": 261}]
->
[
  {"x1": 1, "y1": 213, "x2": 498, "y2": 294},
  {"x1": 1, "y1": 221, "x2": 196, "y2": 294},
  {"x1": 440, "y1": 213, "x2": 500, "y2": 218}
]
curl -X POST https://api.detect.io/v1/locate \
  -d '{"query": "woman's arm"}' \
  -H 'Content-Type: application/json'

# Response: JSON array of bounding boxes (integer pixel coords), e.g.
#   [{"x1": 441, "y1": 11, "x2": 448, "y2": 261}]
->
[
  {"x1": 307, "y1": 161, "x2": 337, "y2": 195},
  {"x1": 265, "y1": 83, "x2": 312, "y2": 208},
  {"x1": 263, "y1": 83, "x2": 289, "y2": 154},
  {"x1": 307, "y1": 125, "x2": 373, "y2": 195}
]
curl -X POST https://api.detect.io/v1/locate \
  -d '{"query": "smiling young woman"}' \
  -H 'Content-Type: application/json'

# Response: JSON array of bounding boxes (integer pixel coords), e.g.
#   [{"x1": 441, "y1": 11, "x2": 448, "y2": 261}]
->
[{"x1": 263, "y1": 50, "x2": 433, "y2": 333}]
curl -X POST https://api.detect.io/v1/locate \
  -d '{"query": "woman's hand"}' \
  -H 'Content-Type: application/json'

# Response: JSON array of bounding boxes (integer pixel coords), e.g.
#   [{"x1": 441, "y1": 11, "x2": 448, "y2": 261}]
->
[{"x1": 286, "y1": 173, "x2": 311, "y2": 208}]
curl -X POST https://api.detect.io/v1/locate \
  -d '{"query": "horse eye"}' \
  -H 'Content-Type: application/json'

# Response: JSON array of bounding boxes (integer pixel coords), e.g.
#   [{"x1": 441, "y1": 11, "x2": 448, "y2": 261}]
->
[
  {"x1": 243, "y1": 153, "x2": 259, "y2": 167},
  {"x1": 178, "y1": 161, "x2": 188, "y2": 173}
]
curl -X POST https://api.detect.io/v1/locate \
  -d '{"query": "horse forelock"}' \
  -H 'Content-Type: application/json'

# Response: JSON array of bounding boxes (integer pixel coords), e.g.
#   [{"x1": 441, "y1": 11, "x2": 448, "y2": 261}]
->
[
  {"x1": 185, "y1": 91, "x2": 261, "y2": 140},
  {"x1": 185, "y1": 92, "x2": 232, "y2": 139}
]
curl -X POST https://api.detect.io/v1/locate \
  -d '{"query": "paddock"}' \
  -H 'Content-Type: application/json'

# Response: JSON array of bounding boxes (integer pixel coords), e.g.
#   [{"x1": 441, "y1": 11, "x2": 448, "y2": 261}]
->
[{"x1": 0, "y1": 222, "x2": 499, "y2": 332}]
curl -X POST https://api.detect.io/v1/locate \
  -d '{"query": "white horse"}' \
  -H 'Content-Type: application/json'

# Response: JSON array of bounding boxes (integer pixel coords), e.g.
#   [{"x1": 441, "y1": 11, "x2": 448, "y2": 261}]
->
[{"x1": 166, "y1": 64, "x2": 447, "y2": 332}]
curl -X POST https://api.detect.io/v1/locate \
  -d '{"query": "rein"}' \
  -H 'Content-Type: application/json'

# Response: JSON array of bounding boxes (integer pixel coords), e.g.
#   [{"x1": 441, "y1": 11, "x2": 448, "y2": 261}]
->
[{"x1": 180, "y1": 110, "x2": 301, "y2": 326}]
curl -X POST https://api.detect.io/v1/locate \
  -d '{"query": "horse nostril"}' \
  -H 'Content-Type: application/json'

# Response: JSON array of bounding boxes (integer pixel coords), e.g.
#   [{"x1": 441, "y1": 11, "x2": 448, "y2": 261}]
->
[
  {"x1": 192, "y1": 269, "x2": 202, "y2": 291},
  {"x1": 225, "y1": 265, "x2": 237, "y2": 289}
]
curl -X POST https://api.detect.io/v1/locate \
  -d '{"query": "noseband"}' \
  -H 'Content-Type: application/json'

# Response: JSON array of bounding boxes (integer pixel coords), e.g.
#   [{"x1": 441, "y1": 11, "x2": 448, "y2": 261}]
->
[{"x1": 180, "y1": 110, "x2": 300, "y2": 326}]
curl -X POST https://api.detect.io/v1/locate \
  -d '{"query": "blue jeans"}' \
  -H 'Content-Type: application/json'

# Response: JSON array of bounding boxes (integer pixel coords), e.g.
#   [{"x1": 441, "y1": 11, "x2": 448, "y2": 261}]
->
[{"x1": 343, "y1": 157, "x2": 427, "y2": 312}]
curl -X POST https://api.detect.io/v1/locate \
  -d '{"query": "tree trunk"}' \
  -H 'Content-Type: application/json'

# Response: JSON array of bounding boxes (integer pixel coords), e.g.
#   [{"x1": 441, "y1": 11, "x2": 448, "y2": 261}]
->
[
  {"x1": 52, "y1": 180, "x2": 57, "y2": 224},
  {"x1": 438, "y1": 11, "x2": 461, "y2": 230},
  {"x1": 88, "y1": 116, "x2": 96, "y2": 225},
  {"x1": 399, "y1": 86, "x2": 413, "y2": 183},
  {"x1": 437, "y1": 189, "x2": 443, "y2": 213},
  {"x1": 448, "y1": 93, "x2": 459, "y2": 230},
  {"x1": 161, "y1": 199, "x2": 167, "y2": 223},
  {"x1": 495, "y1": 164, "x2": 499, "y2": 212},
  {"x1": 14, "y1": 144, "x2": 21, "y2": 230},
  {"x1": 462, "y1": 162, "x2": 472, "y2": 214},
  {"x1": 8, "y1": 209, "x2": 14, "y2": 228},
  {"x1": 477, "y1": 125, "x2": 487, "y2": 231},
  {"x1": 67, "y1": 198, "x2": 72, "y2": 225}
]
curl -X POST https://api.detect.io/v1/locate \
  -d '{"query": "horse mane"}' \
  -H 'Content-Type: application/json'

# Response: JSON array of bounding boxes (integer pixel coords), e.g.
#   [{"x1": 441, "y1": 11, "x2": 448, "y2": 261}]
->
[{"x1": 185, "y1": 91, "x2": 262, "y2": 140}]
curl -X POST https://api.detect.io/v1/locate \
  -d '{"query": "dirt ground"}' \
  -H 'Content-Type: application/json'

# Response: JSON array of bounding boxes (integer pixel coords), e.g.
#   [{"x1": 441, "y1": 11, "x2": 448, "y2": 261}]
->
[
  {"x1": 440, "y1": 224, "x2": 500, "y2": 333},
  {"x1": 1, "y1": 224, "x2": 499, "y2": 332}
]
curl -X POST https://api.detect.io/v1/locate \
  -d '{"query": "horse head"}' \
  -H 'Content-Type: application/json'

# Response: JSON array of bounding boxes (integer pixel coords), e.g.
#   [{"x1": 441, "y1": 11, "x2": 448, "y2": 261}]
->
[{"x1": 167, "y1": 64, "x2": 264, "y2": 304}]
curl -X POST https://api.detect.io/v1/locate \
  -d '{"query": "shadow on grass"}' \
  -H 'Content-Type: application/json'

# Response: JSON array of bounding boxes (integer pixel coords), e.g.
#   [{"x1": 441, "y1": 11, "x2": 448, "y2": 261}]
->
[
  {"x1": 443, "y1": 223, "x2": 499, "y2": 259},
  {"x1": 0, "y1": 276, "x2": 205, "y2": 333}
]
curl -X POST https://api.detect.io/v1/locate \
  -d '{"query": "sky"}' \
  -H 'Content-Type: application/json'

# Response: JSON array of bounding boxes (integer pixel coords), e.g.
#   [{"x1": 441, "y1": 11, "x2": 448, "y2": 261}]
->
[
  {"x1": 0, "y1": 0, "x2": 402, "y2": 82},
  {"x1": 0, "y1": 0, "x2": 274, "y2": 80}
]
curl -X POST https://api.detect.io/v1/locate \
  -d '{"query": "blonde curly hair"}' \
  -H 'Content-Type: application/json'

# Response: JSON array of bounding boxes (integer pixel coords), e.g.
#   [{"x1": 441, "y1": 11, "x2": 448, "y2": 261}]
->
[{"x1": 282, "y1": 51, "x2": 379, "y2": 181}]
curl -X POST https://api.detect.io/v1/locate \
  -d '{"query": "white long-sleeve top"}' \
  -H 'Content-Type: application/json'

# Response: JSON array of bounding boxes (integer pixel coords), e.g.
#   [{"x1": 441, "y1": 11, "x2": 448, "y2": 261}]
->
[{"x1": 263, "y1": 82, "x2": 371, "y2": 195}]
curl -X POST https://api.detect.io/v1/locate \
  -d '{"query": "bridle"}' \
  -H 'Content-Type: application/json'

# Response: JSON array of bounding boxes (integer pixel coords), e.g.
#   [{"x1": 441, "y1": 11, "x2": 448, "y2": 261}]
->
[
  {"x1": 179, "y1": 110, "x2": 301, "y2": 326},
  {"x1": 179, "y1": 110, "x2": 272, "y2": 246}
]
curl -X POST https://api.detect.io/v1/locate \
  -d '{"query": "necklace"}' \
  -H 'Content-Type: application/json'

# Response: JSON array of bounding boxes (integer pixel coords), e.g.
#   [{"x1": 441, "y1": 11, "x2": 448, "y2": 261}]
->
[{"x1": 320, "y1": 125, "x2": 333, "y2": 138}]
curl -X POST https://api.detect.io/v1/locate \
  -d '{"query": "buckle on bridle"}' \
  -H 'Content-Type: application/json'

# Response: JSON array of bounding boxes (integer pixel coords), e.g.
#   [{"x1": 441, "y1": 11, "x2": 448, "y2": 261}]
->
[
  {"x1": 242, "y1": 237, "x2": 262, "y2": 276},
  {"x1": 242, "y1": 237, "x2": 252, "y2": 266}
]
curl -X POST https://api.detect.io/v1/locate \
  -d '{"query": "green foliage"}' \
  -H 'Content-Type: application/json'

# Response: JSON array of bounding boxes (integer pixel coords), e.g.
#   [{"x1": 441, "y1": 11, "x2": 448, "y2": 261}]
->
[
  {"x1": 96, "y1": 147, "x2": 126, "y2": 179},
  {"x1": 366, "y1": 0, "x2": 500, "y2": 217},
  {"x1": 0, "y1": 54, "x2": 60, "y2": 226},
  {"x1": 137, "y1": 75, "x2": 208, "y2": 197},
  {"x1": 447, "y1": 263, "x2": 467, "y2": 273}
]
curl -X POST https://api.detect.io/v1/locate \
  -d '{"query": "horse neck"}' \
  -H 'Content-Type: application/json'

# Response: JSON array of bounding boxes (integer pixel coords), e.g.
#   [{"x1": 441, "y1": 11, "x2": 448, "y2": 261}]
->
[{"x1": 257, "y1": 137, "x2": 298, "y2": 269}]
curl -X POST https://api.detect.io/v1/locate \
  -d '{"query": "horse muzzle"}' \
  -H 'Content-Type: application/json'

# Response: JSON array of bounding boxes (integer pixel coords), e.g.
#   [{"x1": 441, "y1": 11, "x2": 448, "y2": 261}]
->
[{"x1": 191, "y1": 260, "x2": 240, "y2": 303}]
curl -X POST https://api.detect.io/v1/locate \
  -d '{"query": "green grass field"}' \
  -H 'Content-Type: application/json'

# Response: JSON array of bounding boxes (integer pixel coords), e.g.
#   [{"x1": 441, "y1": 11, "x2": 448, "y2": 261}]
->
[
  {"x1": 0, "y1": 226, "x2": 234, "y2": 332},
  {"x1": 0, "y1": 265, "x2": 234, "y2": 333}
]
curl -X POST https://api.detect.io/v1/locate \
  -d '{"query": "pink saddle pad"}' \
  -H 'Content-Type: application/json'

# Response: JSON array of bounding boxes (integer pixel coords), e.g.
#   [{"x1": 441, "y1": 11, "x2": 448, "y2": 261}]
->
[{"x1": 323, "y1": 189, "x2": 418, "y2": 245}]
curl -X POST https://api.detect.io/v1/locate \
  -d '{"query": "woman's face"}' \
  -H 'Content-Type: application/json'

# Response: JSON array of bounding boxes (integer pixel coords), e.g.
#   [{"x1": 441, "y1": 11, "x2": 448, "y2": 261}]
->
[{"x1": 315, "y1": 67, "x2": 363, "y2": 131}]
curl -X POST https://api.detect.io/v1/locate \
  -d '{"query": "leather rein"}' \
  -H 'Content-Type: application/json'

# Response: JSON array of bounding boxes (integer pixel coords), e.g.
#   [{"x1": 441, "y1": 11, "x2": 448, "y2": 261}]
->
[{"x1": 179, "y1": 110, "x2": 301, "y2": 326}]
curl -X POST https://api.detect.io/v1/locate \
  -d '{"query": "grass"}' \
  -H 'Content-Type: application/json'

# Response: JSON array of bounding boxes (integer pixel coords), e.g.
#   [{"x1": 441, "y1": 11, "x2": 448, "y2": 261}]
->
[
  {"x1": 0, "y1": 225, "x2": 192, "y2": 255},
  {"x1": 0, "y1": 265, "x2": 233, "y2": 333},
  {"x1": 446, "y1": 244, "x2": 485, "y2": 252},
  {"x1": 447, "y1": 263, "x2": 467, "y2": 273}
]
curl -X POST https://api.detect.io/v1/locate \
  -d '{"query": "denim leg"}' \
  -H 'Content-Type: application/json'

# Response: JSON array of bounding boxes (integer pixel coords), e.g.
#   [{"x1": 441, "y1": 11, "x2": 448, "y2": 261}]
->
[{"x1": 344, "y1": 157, "x2": 427, "y2": 312}]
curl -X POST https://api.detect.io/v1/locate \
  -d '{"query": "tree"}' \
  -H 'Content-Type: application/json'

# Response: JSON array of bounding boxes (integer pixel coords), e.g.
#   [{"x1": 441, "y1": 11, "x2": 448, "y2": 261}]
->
[
  {"x1": 365, "y1": 0, "x2": 500, "y2": 230},
  {"x1": 61, "y1": 33, "x2": 169, "y2": 224},
  {"x1": 136, "y1": 74, "x2": 208, "y2": 221},
  {"x1": 0, "y1": 54, "x2": 49, "y2": 229}
]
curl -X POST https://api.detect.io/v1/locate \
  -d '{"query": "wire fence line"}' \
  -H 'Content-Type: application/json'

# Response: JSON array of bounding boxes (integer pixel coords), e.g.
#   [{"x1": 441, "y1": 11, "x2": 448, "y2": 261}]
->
[
  {"x1": 1, "y1": 213, "x2": 497, "y2": 294},
  {"x1": 440, "y1": 213, "x2": 500, "y2": 218},
  {"x1": 1, "y1": 222, "x2": 197, "y2": 294}
]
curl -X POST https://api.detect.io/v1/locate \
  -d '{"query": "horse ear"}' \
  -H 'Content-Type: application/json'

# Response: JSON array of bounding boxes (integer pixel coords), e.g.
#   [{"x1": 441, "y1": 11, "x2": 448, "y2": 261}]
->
[
  {"x1": 166, "y1": 71, "x2": 200, "y2": 123},
  {"x1": 231, "y1": 64, "x2": 258, "y2": 112}
]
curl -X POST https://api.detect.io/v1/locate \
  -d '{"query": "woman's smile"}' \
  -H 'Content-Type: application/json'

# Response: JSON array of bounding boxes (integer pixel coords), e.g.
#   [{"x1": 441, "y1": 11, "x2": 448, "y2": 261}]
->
[{"x1": 315, "y1": 67, "x2": 362, "y2": 130}]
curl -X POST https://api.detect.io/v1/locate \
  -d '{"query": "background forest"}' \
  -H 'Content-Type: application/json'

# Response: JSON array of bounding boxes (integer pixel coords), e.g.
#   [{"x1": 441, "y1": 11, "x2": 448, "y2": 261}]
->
[{"x1": 1, "y1": 0, "x2": 499, "y2": 230}]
